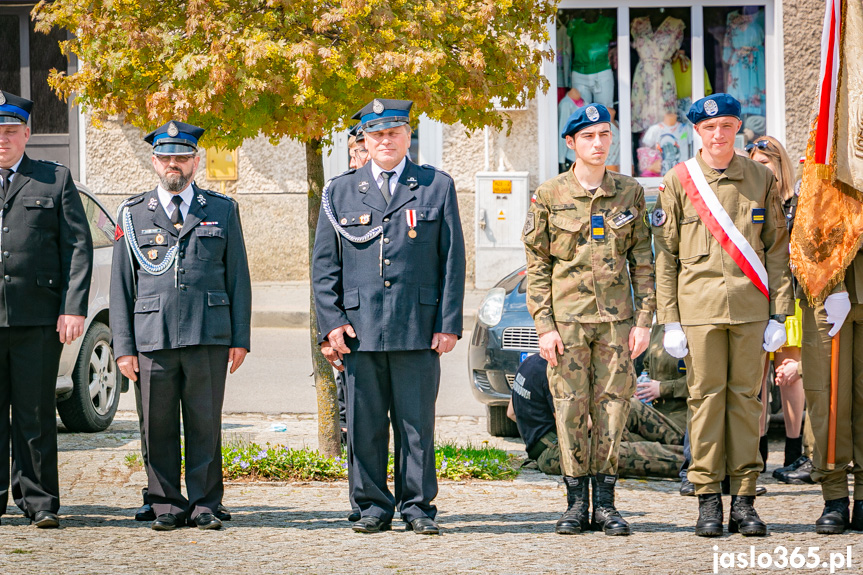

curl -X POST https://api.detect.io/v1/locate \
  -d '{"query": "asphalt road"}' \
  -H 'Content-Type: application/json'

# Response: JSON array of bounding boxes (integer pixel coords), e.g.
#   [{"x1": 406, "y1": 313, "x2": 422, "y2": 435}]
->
[{"x1": 118, "y1": 327, "x2": 485, "y2": 417}]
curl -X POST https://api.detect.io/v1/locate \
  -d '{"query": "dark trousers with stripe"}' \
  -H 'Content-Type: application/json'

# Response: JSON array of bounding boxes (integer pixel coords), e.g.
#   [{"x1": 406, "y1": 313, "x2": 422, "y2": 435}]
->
[
  {"x1": 0, "y1": 326, "x2": 63, "y2": 516},
  {"x1": 139, "y1": 345, "x2": 228, "y2": 519},
  {"x1": 344, "y1": 349, "x2": 440, "y2": 523}
]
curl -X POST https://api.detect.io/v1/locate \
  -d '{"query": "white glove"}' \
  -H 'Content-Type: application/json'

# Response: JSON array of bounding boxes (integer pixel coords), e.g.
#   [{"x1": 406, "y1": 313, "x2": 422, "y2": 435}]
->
[
  {"x1": 824, "y1": 292, "x2": 851, "y2": 337},
  {"x1": 663, "y1": 322, "x2": 689, "y2": 359},
  {"x1": 762, "y1": 319, "x2": 787, "y2": 352}
]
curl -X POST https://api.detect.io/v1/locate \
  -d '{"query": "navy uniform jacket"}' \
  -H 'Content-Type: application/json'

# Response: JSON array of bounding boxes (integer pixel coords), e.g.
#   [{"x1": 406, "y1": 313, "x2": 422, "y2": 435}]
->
[
  {"x1": 0, "y1": 154, "x2": 92, "y2": 325},
  {"x1": 110, "y1": 185, "x2": 252, "y2": 358},
  {"x1": 511, "y1": 354, "x2": 556, "y2": 453},
  {"x1": 313, "y1": 159, "x2": 466, "y2": 351}
]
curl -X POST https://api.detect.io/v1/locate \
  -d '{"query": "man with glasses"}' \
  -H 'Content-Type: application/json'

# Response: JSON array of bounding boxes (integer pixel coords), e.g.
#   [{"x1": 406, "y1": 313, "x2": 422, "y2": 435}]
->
[
  {"x1": 348, "y1": 123, "x2": 369, "y2": 170},
  {"x1": 110, "y1": 121, "x2": 251, "y2": 531},
  {"x1": 0, "y1": 90, "x2": 92, "y2": 528}
]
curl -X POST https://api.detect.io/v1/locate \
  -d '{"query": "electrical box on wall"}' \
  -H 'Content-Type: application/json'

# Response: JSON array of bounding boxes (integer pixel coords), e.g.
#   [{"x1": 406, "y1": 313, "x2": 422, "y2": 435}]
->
[{"x1": 475, "y1": 171, "x2": 530, "y2": 289}]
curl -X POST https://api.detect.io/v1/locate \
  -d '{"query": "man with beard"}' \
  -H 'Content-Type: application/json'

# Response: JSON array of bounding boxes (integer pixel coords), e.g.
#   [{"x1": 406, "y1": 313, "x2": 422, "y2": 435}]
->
[{"x1": 110, "y1": 121, "x2": 251, "y2": 530}]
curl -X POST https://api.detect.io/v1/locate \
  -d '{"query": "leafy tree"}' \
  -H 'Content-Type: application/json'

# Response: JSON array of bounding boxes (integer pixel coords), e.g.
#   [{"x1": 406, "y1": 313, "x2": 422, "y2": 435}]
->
[{"x1": 33, "y1": 0, "x2": 555, "y2": 456}]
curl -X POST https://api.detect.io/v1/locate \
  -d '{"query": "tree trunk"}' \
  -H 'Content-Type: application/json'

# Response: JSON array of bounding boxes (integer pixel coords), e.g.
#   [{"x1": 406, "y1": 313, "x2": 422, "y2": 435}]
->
[{"x1": 306, "y1": 138, "x2": 341, "y2": 457}]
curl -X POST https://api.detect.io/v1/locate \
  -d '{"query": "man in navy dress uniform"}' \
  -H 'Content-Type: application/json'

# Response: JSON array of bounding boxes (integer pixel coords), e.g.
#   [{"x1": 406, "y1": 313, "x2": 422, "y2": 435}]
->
[
  {"x1": 313, "y1": 98, "x2": 466, "y2": 535},
  {"x1": 110, "y1": 121, "x2": 252, "y2": 531},
  {"x1": 0, "y1": 90, "x2": 92, "y2": 528}
]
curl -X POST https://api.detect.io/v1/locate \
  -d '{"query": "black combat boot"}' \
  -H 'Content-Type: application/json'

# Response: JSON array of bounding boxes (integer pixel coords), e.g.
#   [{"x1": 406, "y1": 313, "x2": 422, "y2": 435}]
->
[
  {"x1": 729, "y1": 495, "x2": 767, "y2": 536},
  {"x1": 695, "y1": 494, "x2": 723, "y2": 537},
  {"x1": 591, "y1": 474, "x2": 630, "y2": 536},
  {"x1": 555, "y1": 476, "x2": 590, "y2": 535},
  {"x1": 815, "y1": 497, "x2": 849, "y2": 534},
  {"x1": 851, "y1": 499, "x2": 863, "y2": 531}
]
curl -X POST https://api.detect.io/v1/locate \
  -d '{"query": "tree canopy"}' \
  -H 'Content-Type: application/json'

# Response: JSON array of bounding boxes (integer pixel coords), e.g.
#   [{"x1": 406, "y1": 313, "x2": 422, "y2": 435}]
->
[{"x1": 34, "y1": 0, "x2": 556, "y2": 147}]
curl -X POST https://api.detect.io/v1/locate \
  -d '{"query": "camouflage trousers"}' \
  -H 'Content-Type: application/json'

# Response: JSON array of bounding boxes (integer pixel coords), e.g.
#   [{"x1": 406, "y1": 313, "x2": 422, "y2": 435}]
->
[
  {"x1": 548, "y1": 320, "x2": 636, "y2": 477},
  {"x1": 531, "y1": 398, "x2": 685, "y2": 478}
]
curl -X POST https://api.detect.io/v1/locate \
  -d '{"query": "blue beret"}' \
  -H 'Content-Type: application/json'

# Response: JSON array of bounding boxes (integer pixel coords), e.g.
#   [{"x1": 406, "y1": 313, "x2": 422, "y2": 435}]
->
[
  {"x1": 352, "y1": 99, "x2": 412, "y2": 133},
  {"x1": 561, "y1": 103, "x2": 611, "y2": 138},
  {"x1": 687, "y1": 93, "x2": 742, "y2": 125},
  {"x1": 0, "y1": 90, "x2": 32, "y2": 125},
  {"x1": 144, "y1": 121, "x2": 205, "y2": 155}
]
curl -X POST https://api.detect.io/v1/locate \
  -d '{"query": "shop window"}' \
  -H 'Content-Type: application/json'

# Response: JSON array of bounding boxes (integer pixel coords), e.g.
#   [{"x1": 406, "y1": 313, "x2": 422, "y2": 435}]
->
[
  {"x1": 551, "y1": 2, "x2": 774, "y2": 183},
  {"x1": 0, "y1": 15, "x2": 20, "y2": 93}
]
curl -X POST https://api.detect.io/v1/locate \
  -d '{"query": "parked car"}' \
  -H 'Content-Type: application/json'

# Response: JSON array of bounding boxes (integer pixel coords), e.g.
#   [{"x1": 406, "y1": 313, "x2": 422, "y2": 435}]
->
[
  {"x1": 467, "y1": 266, "x2": 534, "y2": 437},
  {"x1": 53, "y1": 183, "x2": 128, "y2": 432}
]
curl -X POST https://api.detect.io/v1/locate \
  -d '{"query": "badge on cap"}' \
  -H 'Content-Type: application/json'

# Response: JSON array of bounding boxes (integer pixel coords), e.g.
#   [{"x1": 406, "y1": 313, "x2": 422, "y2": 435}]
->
[
  {"x1": 591, "y1": 215, "x2": 605, "y2": 240},
  {"x1": 147, "y1": 249, "x2": 158, "y2": 260},
  {"x1": 372, "y1": 99, "x2": 384, "y2": 114},
  {"x1": 359, "y1": 213, "x2": 371, "y2": 225},
  {"x1": 651, "y1": 208, "x2": 667, "y2": 227},
  {"x1": 752, "y1": 208, "x2": 765, "y2": 223},
  {"x1": 167, "y1": 122, "x2": 179, "y2": 137},
  {"x1": 0, "y1": 93, "x2": 5, "y2": 106},
  {"x1": 586, "y1": 106, "x2": 600, "y2": 122},
  {"x1": 148, "y1": 197, "x2": 158, "y2": 211},
  {"x1": 704, "y1": 99, "x2": 719, "y2": 116}
]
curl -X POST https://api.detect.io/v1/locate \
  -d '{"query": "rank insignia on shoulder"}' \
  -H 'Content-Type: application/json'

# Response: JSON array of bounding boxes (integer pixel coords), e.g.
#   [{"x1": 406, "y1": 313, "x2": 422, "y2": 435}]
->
[
  {"x1": 651, "y1": 208, "x2": 667, "y2": 227},
  {"x1": 591, "y1": 215, "x2": 605, "y2": 240},
  {"x1": 359, "y1": 213, "x2": 371, "y2": 225},
  {"x1": 147, "y1": 249, "x2": 158, "y2": 260},
  {"x1": 609, "y1": 209, "x2": 637, "y2": 229},
  {"x1": 523, "y1": 212, "x2": 535, "y2": 236},
  {"x1": 197, "y1": 194, "x2": 207, "y2": 206},
  {"x1": 148, "y1": 197, "x2": 158, "y2": 211},
  {"x1": 751, "y1": 208, "x2": 765, "y2": 223},
  {"x1": 358, "y1": 181, "x2": 370, "y2": 193}
]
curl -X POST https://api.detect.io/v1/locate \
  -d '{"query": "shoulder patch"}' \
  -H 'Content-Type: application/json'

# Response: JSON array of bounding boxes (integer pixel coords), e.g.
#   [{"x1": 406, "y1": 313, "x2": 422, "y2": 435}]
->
[
  {"x1": 523, "y1": 212, "x2": 536, "y2": 236},
  {"x1": 650, "y1": 208, "x2": 667, "y2": 227}
]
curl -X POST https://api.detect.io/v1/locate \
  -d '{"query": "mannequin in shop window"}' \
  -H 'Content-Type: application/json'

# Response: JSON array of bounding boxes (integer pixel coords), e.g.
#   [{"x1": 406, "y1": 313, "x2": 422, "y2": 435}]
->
[
  {"x1": 630, "y1": 15, "x2": 685, "y2": 134},
  {"x1": 640, "y1": 111, "x2": 693, "y2": 177},
  {"x1": 558, "y1": 87, "x2": 585, "y2": 173},
  {"x1": 671, "y1": 49, "x2": 713, "y2": 124},
  {"x1": 567, "y1": 10, "x2": 615, "y2": 108}
]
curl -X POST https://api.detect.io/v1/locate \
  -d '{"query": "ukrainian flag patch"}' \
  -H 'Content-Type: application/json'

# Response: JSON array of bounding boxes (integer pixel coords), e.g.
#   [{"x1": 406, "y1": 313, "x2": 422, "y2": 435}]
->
[
  {"x1": 591, "y1": 215, "x2": 605, "y2": 240},
  {"x1": 751, "y1": 208, "x2": 765, "y2": 223}
]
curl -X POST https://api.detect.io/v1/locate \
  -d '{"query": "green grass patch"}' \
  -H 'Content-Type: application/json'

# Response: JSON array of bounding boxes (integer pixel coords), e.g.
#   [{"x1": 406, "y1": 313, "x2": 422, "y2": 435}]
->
[
  {"x1": 125, "y1": 437, "x2": 519, "y2": 482},
  {"x1": 10, "y1": 549, "x2": 33, "y2": 554}
]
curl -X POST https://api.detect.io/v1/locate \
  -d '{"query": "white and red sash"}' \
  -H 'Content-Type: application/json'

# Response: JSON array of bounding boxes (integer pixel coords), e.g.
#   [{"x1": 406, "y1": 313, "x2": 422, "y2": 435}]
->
[{"x1": 675, "y1": 158, "x2": 769, "y2": 299}]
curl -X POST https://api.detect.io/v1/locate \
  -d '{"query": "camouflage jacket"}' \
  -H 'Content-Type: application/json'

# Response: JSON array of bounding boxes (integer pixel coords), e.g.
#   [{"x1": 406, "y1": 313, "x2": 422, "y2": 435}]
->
[
  {"x1": 522, "y1": 169, "x2": 655, "y2": 335},
  {"x1": 653, "y1": 152, "x2": 794, "y2": 325},
  {"x1": 642, "y1": 323, "x2": 688, "y2": 428}
]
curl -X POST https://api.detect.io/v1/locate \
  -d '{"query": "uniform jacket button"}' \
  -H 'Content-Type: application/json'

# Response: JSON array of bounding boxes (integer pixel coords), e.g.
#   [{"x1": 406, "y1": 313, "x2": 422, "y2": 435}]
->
[
  {"x1": 2, "y1": 227, "x2": 7, "y2": 233},
  {"x1": 3, "y1": 204, "x2": 8, "y2": 210},
  {"x1": 384, "y1": 280, "x2": 391, "y2": 287},
  {"x1": 383, "y1": 238, "x2": 390, "y2": 244},
  {"x1": 384, "y1": 259, "x2": 391, "y2": 265},
  {"x1": 383, "y1": 218, "x2": 390, "y2": 222},
  {"x1": 2, "y1": 251, "x2": 8, "y2": 258},
  {"x1": 3, "y1": 275, "x2": 9, "y2": 281}
]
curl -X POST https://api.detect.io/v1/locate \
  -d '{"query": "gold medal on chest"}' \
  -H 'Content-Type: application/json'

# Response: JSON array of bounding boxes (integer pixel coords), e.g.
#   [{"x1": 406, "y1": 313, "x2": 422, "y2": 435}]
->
[{"x1": 408, "y1": 229, "x2": 417, "y2": 239}]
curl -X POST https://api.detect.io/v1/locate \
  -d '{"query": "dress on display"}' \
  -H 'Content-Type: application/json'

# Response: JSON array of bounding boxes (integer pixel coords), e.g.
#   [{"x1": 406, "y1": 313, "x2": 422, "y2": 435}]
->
[
  {"x1": 722, "y1": 9, "x2": 766, "y2": 116},
  {"x1": 567, "y1": 15, "x2": 616, "y2": 107},
  {"x1": 557, "y1": 94, "x2": 584, "y2": 165},
  {"x1": 557, "y1": 20, "x2": 572, "y2": 89},
  {"x1": 630, "y1": 16, "x2": 684, "y2": 133}
]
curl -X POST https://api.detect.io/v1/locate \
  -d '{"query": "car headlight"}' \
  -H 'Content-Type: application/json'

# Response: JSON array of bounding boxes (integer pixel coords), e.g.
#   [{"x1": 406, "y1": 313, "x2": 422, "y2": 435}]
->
[{"x1": 477, "y1": 287, "x2": 506, "y2": 327}]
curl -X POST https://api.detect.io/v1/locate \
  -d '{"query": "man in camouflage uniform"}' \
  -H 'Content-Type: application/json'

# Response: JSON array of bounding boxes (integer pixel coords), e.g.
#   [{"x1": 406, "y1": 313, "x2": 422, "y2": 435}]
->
[
  {"x1": 638, "y1": 324, "x2": 688, "y2": 430},
  {"x1": 509, "y1": 354, "x2": 684, "y2": 479},
  {"x1": 653, "y1": 94, "x2": 794, "y2": 537},
  {"x1": 522, "y1": 103, "x2": 655, "y2": 536}
]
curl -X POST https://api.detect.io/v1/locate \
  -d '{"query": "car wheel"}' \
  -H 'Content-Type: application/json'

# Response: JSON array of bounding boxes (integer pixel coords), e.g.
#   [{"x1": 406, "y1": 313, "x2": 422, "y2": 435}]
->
[
  {"x1": 486, "y1": 405, "x2": 519, "y2": 438},
  {"x1": 57, "y1": 321, "x2": 122, "y2": 432}
]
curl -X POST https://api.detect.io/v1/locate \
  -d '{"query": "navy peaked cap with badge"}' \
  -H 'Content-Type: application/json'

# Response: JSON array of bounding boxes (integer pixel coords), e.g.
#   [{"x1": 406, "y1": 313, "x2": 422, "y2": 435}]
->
[
  {"x1": 352, "y1": 99, "x2": 412, "y2": 133},
  {"x1": 686, "y1": 93, "x2": 742, "y2": 125},
  {"x1": 144, "y1": 121, "x2": 205, "y2": 155},
  {"x1": 561, "y1": 103, "x2": 611, "y2": 138},
  {"x1": 0, "y1": 90, "x2": 33, "y2": 124}
]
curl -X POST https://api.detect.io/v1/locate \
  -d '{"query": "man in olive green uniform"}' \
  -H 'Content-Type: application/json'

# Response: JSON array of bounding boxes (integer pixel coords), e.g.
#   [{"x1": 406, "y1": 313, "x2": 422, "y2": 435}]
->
[
  {"x1": 523, "y1": 103, "x2": 654, "y2": 536},
  {"x1": 799, "y1": 263, "x2": 863, "y2": 533},
  {"x1": 653, "y1": 94, "x2": 794, "y2": 537}
]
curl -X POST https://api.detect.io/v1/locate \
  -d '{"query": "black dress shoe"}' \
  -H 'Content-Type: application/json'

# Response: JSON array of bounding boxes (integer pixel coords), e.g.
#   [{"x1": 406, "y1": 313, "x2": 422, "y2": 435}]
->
[
  {"x1": 152, "y1": 513, "x2": 183, "y2": 531},
  {"x1": 679, "y1": 479, "x2": 695, "y2": 496},
  {"x1": 215, "y1": 504, "x2": 232, "y2": 522},
  {"x1": 773, "y1": 456, "x2": 814, "y2": 484},
  {"x1": 406, "y1": 517, "x2": 440, "y2": 535},
  {"x1": 755, "y1": 485, "x2": 767, "y2": 497},
  {"x1": 348, "y1": 510, "x2": 361, "y2": 523},
  {"x1": 135, "y1": 503, "x2": 156, "y2": 522},
  {"x1": 32, "y1": 511, "x2": 59, "y2": 529},
  {"x1": 352, "y1": 516, "x2": 391, "y2": 533},
  {"x1": 191, "y1": 513, "x2": 223, "y2": 530}
]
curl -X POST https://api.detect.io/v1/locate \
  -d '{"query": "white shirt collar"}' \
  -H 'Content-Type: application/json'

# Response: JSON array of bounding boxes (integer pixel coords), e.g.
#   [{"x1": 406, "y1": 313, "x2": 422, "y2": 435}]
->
[
  {"x1": 157, "y1": 183, "x2": 195, "y2": 219},
  {"x1": 370, "y1": 157, "x2": 407, "y2": 193}
]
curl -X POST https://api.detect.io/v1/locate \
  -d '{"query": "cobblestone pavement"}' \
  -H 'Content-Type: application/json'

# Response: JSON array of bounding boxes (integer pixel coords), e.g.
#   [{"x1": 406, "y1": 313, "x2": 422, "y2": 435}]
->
[{"x1": 0, "y1": 411, "x2": 861, "y2": 574}]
